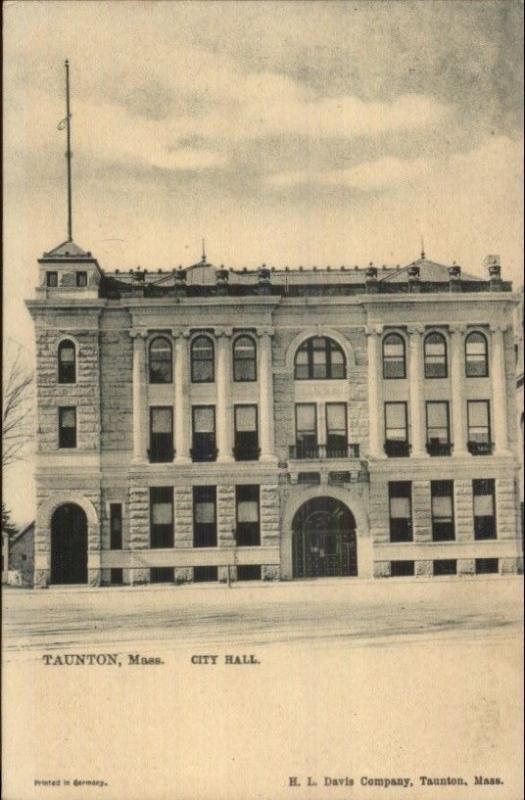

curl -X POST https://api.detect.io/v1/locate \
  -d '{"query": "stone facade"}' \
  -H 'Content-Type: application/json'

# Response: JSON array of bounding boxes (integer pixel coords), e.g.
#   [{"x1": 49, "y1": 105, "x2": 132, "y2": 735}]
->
[{"x1": 26, "y1": 243, "x2": 523, "y2": 587}]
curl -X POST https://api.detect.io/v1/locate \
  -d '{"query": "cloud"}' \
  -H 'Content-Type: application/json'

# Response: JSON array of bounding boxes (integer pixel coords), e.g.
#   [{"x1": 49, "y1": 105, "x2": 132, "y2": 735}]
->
[{"x1": 266, "y1": 136, "x2": 523, "y2": 194}]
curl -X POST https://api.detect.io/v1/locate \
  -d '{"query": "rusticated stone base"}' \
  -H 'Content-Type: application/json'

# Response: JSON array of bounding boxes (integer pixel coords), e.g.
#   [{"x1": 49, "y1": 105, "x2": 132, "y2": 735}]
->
[
  {"x1": 34, "y1": 570, "x2": 49, "y2": 588},
  {"x1": 131, "y1": 568, "x2": 150, "y2": 585},
  {"x1": 373, "y1": 561, "x2": 390, "y2": 578},
  {"x1": 262, "y1": 565, "x2": 280, "y2": 581},
  {"x1": 500, "y1": 558, "x2": 522, "y2": 575},
  {"x1": 174, "y1": 567, "x2": 192, "y2": 584},
  {"x1": 458, "y1": 558, "x2": 475, "y2": 576},
  {"x1": 415, "y1": 560, "x2": 432, "y2": 577},
  {"x1": 88, "y1": 569, "x2": 101, "y2": 587}
]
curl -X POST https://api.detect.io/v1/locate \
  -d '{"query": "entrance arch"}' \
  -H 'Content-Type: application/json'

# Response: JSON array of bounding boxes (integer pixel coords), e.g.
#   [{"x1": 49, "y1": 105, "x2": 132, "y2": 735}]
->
[
  {"x1": 292, "y1": 497, "x2": 357, "y2": 578},
  {"x1": 51, "y1": 504, "x2": 88, "y2": 584}
]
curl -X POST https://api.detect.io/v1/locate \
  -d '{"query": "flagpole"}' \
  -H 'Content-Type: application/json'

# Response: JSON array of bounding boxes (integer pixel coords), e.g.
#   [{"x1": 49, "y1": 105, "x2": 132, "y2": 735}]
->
[{"x1": 65, "y1": 59, "x2": 73, "y2": 242}]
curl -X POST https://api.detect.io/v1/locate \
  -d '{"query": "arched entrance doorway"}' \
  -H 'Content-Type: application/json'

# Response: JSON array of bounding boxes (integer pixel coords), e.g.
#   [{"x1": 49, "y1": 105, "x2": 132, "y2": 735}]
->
[
  {"x1": 51, "y1": 504, "x2": 88, "y2": 584},
  {"x1": 292, "y1": 497, "x2": 357, "y2": 578}
]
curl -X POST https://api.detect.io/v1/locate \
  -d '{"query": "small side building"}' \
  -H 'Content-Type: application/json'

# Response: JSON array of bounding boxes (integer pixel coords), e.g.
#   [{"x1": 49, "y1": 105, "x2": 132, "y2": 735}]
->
[{"x1": 8, "y1": 522, "x2": 35, "y2": 587}]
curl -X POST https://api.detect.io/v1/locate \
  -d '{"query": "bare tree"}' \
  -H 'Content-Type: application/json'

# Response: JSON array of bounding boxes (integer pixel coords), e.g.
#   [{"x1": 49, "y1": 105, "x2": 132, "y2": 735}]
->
[{"x1": 2, "y1": 338, "x2": 34, "y2": 470}]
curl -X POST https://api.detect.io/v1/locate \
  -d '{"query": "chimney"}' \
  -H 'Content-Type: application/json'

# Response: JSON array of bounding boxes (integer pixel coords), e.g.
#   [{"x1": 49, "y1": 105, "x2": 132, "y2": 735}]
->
[
  {"x1": 365, "y1": 263, "x2": 378, "y2": 293},
  {"x1": 257, "y1": 264, "x2": 272, "y2": 295},
  {"x1": 408, "y1": 264, "x2": 421, "y2": 292},
  {"x1": 483, "y1": 255, "x2": 502, "y2": 291},
  {"x1": 448, "y1": 263, "x2": 461, "y2": 292},
  {"x1": 215, "y1": 265, "x2": 229, "y2": 295}
]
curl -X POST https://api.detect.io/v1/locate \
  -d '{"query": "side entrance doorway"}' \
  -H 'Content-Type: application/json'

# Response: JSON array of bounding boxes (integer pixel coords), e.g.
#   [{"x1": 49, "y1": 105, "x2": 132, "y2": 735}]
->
[
  {"x1": 292, "y1": 497, "x2": 357, "y2": 578},
  {"x1": 50, "y1": 503, "x2": 88, "y2": 584}
]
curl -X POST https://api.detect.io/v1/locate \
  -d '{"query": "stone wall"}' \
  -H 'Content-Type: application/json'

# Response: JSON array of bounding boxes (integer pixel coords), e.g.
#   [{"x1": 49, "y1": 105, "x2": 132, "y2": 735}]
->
[
  {"x1": 35, "y1": 327, "x2": 100, "y2": 453},
  {"x1": 99, "y1": 319, "x2": 133, "y2": 451}
]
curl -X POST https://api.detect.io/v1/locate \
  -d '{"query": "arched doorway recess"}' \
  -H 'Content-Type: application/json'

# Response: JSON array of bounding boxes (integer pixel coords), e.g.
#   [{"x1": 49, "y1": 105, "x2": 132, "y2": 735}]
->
[
  {"x1": 292, "y1": 497, "x2": 357, "y2": 578},
  {"x1": 51, "y1": 503, "x2": 88, "y2": 584}
]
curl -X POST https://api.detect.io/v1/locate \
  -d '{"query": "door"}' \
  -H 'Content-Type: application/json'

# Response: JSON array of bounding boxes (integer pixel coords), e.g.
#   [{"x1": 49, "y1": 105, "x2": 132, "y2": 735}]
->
[
  {"x1": 292, "y1": 497, "x2": 357, "y2": 578},
  {"x1": 51, "y1": 503, "x2": 88, "y2": 584}
]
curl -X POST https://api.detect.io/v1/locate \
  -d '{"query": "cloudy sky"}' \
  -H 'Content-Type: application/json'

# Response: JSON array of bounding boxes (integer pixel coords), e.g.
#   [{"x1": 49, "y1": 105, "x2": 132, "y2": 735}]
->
[{"x1": 3, "y1": 0, "x2": 524, "y2": 521}]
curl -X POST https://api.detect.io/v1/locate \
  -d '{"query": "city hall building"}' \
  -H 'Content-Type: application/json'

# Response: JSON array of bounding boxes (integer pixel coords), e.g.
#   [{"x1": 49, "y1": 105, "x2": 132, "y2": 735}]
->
[{"x1": 27, "y1": 242, "x2": 523, "y2": 587}]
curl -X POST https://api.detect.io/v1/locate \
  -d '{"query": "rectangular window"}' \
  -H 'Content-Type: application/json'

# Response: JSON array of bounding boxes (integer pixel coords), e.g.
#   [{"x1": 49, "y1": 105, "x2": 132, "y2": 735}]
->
[
  {"x1": 467, "y1": 400, "x2": 491, "y2": 443},
  {"x1": 426, "y1": 402, "x2": 450, "y2": 444},
  {"x1": 385, "y1": 402, "x2": 408, "y2": 441},
  {"x1": 193, "y1": 566, "x2": 218, "y2": 582},
  {"x1": 326, "y1": 403, "x2": 348, "y2": 457},
  {"x1": 150, "y1": 487, "x2": 174, "y2": 548},
  {"x1": 46, "y1": 271, "x2": 58, "y2": 287},
  {"x1": 192, "y1": 406, "x2": 216, "y2": 462},
  {"x1": 237, "y1": 565, "x2": 261, "y2": 581},
  {"x1": 109, "y1": 504, "x2": 123, "y2": 550},
  {"x1": 475, "y1": 558, "x2": 499, "y2": 574},
  {"x1": 236, "y1": 485, "x2": 260, "y2": 546},
  {"x1": 390, "y1": 560, "x2": 415, "y2": 577},
  {"x1": 295, "y1": 403, "x2": 318, "y2": 458},
  {"x1": 76, "y1": 271, "x2": 87, "y2": 287},
  {"x1": 431, "y1": 481, "x2": 455, "y2": 541},
  {"x1": 110, "y1": 568, "x2": 123, "y2": 585},
  {"x1": 58, "y1": 406, "x2": 77, "y2": 448},
  {"x1": 150, "y1": 568, "x2": 174, "y2": 583},
  {"x1": 193, "y1": 486, "x2": 217, "y2": 547},
  {"x1": 149, "y1": 407, "x2": 174, "y2": 463},
  {"x1": 389, "y1": 482, "x2": 413, "y2": 542},
  {"x1": 234, "y1": 405, "x2": 259, "y2": 461},
  {"x1": 473, "y1": 479, "x2": 497, "y2": 540},
  {"x1": 433, "y1": 560, "x2": 457, "y2": 576}
]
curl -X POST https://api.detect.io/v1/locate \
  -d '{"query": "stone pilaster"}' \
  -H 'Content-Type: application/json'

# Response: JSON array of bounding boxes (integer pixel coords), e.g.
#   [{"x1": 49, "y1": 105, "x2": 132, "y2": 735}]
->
[
  {"x1": 217, "y1": 485, "x2": 235, "y2": 546},
  {"x1": 258, "y1": 328, "x2": 277, "y2": 462},
  {"x1": 366, "y1": 326, "x2": 382, "y2": 457},
  {"x1": 216, "y1": 329, "x2": 234, "y2": 463},
  {"x1": 496, "y1": 478, "x2": 517, "y2": 539},
  {"x1": 260, "y1": 485, "x2": 280, "y2": 546},
  {"x1": 369, "y1": 479, "x2": 390, "y2": 544},
  {"x1": 174, "y1": 487, "x2": 193, "y2": 547},
  {"x1": 130, "y1": 329, "x2": 148, "y2": 462},
  {"x1": 173, "y1": 329, "x2": 191, "y2": 463},
  {"x1": 408, "y1": 325, "x2": 425, "y2": 457},
  {"x1": 490, "y1": 325, "x2": 510, "y2": 454},
  {"x1": 455, "y1": 479, "x2": 474, "y2": 541},
  {"x1": 128, "y1": 485, "x2": 149, "y2": 583},
  {"x1": 450, "y1": 325, "x2": 467, "y2": 456},
  {"x1": 412, "y1": 481, "x2": 431, "y2": 542}
]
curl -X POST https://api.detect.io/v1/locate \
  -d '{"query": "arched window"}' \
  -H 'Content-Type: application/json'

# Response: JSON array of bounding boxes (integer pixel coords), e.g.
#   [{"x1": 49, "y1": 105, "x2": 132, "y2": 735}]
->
[
  {"x1": 294, "y1": 336, "x2": 346, "y2": 380},
  {"x1": 465, "y1": 331, "x2": 488, "y2": 377},
  {"x1": 233, "y1": 335, "x2": 257, "y2": 382},
  {"x1": 191, "y1": 335, "x2": 214, "y2": 383},
  {"x1": 149, "y1": 337, "x2": 172, "y2": 384},
  {"x1": 382, "y1": 333, "x2": 406, "y2": 379},
  {"x1": 58, "y1": 340, "x2": 76, "y2": 383},
  {"x1": 424, "y1": 332, "x2": 447, "y2": 378}
]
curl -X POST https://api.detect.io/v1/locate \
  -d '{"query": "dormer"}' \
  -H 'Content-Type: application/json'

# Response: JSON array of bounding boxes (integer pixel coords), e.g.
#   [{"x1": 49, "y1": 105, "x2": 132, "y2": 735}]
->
[{"x1": 37, "y1": 240, "x2": 103, "y2": 299}]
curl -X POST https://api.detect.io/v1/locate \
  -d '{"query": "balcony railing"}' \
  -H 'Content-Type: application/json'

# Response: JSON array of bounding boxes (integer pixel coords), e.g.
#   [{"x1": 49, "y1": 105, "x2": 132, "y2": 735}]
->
[
  {"x1": 233, "y1": 446, "x2": 261, "y2": 462},
  {"x1": 289, "y1": 443, "x2": 360, "y2": 460},
  {"x1": 148, "y1": 447, "x2": 175, "y2": 463},
  {"x1": 190, "y1": 446, "x2": 219, "y2": 463},
  {"x1": 467, "y1": 441, "x2": 494, "y2": 456},
  {"x1": 426, "y1": 441, "x2": 453, "y2": 457},
  {"x1": 384, "y1": 440, "x2": 411, "y2": 458}
]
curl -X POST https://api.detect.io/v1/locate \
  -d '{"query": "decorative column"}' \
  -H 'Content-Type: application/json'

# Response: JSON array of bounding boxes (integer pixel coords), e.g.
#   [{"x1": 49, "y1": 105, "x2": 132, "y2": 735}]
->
[
  {"x1": 130, "y1": 329, "x2": 148, "y2": 462},
  {"x1": 216, "y1": 328, "x2": 234, "y2": 463},
  {"x1": 450, "y1": 325, "x2": 467, "y2": 456},
  {"x1": 490, "y1": 324, "x2": 510, "y2": 454},
  {"x1": 173, "y1": 329, "x2": 191, "y2": 463},
  {"x1": 258, "y1": 328, "x2": 277, "y2": 462},
  {"x1": 366, "y1": 325, "x2": 383, "y2": 457},
  {"x1": 408, "y1": 325, "x2": 426, "y2": 457}
]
